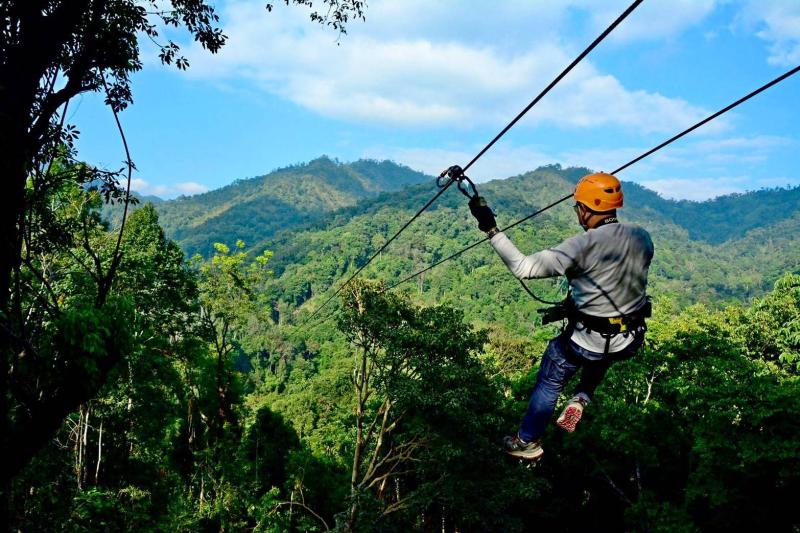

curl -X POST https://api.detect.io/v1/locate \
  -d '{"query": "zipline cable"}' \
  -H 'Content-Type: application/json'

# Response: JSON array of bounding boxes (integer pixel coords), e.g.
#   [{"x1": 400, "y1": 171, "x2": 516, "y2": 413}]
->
[
  {"x1": 300, "y1": 0, "x2": 645, "y2": 325},
  {"x1": 302, "y1": 181, "x2": 455, "y2": 325},
  {"x1": 614, "y1": 64, "x2": 800, "y2": 175},
  {"x1": 461, "y1": 0, "x2": 644, "y2": 174},
  {"x1": 382, "y1": 193, "x2": 573, "y2": 293},
  {"x1": 384, "y1": 63, "x2": 800, "y2": 293}
]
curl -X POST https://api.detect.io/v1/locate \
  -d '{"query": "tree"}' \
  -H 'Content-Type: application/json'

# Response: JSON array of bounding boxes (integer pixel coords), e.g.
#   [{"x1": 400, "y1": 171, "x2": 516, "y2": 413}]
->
[
  {"x1": 8, "y1": 202, "x2": 201, "y2": 530},
  {"x1": 194, "y1": 240, "x2": 272, "y2": 435},
  {"x1": 0, "y1": 0, "x2": 366, "y2": 500},
  {"x1": 337, "y1": 282, "x2": 524, "y2": 531},
  {"x1": 3, "y1": 171, "x2": 136, "y2": 487}
]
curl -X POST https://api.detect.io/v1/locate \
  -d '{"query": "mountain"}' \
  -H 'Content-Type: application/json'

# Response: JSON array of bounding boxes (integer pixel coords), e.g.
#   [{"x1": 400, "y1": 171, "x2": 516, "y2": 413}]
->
[
  {"x1": 622, "y1": 181, "x2": 800, "y2": 244},
  {"x1": 222, "y1": 163, "x2": 800, "y2": 328},
  {"x1": 131, "y1": 157, "x2": 799, "y2": 322},
  {"x1": 142, "y1": 157, "x2": 430, "y2": 257}
]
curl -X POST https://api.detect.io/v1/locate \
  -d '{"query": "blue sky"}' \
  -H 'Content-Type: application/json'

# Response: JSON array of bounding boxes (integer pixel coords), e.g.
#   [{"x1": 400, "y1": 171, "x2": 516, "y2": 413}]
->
[{"x1": 72, "y1": 0, "x2": 800, "y2": 200}]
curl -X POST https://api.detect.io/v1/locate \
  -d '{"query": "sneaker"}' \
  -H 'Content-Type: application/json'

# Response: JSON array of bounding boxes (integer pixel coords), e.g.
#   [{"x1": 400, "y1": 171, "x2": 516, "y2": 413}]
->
[
  {"x1": 556, "y1": 396, "x2": 587, "y2": 433},
  {"x1": 502, "y1": 434, "x2": 544, "y2": 461}
]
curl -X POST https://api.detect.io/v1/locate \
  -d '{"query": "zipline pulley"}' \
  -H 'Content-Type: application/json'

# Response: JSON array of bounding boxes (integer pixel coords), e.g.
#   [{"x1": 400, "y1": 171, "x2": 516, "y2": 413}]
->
[{"x1": 438, "y1": 165, "x2": 479, "y2": 200}]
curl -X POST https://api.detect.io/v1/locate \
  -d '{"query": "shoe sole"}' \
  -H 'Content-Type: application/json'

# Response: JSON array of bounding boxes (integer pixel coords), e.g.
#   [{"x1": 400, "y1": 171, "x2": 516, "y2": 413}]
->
[
  {"x1": 505, "y1": 448, "x2": 544, "y2": 461},
  {"x1": 557, "y1": 405, "x2": 583, "y2": 433}
]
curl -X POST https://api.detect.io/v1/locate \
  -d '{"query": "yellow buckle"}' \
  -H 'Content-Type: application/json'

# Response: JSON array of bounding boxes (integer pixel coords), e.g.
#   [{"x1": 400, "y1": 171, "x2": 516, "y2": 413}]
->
[{"x1": 608, "y1": 317, "x2": 627, "y2": 332}]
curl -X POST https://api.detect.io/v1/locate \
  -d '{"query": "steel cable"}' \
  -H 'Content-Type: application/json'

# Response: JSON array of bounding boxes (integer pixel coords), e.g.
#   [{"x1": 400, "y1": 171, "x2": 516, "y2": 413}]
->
[
  {"x1": 384, "y1": 64, "x2": 800, "y2": 293},
  {"x1": 299, "y1": 0, "x2": 645, "y2": 325}
]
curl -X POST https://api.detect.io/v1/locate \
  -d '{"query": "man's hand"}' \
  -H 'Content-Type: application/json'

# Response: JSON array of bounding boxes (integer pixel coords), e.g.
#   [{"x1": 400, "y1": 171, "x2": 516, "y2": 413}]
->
[{"x1": 469, "y1": 196, "x2": 497, "y2": 233}]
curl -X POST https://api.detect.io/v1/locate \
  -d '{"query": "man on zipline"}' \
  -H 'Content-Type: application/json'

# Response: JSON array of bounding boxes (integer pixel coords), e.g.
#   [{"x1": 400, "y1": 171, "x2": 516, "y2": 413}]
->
[{"x1": 469, "y1": 172, "x2": 653, "y2": 461}]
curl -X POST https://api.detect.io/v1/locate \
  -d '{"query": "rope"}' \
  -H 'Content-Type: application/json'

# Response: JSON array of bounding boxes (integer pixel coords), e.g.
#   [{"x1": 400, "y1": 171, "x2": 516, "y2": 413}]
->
[
  {"x1": 302, "y1": 180, "x2": 455, "y2": 324},
  {"x1": 462, "y1": 0, "x2": 644, "y2": 173},
  {"x1": 300, "y1": 0, "x2": 644, "y2": 325},
  {"x1": 385, "y1": 64, "x2": 800, "y2": 293},
  {"x1": 382, "y1": 193, "x2": 573, "y2": 293},
  {"x1": 518, "y1": 279, "x2": 563, "y2": 305}
]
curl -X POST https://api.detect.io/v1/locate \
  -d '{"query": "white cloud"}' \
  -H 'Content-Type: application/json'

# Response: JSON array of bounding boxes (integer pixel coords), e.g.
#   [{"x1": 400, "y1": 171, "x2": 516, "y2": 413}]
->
[
  {"x1": 559, "y1": 146, "x2": 650, "y2": 175},
  {"x1": 561, "y1": 135, "x2": 792, "y2": 175},
  {"x1": 639, "y1": 176, "x2": 752, "y2": 200},
  {"x1": 586, "y1": 0, "x2": 718, "y2": 44},
  {"x1": 131, "y1": 178, "x2": 209, "y2": 198},
  {"x1": 738, "y1": 0, "x2": 800, "y2": 66},
  {"x1": 562, "y1": 134, "x2": 795, "y2": 199},
  {"x1": 633, "y1": 135, "x2": 794, "y2": 172},
  {"x1": 177, "y1": 0, "x2": 714, "y2": 132},
  {"x1": 372, "y1": 133, "x2": 793, "y2": 201},
  {"x1": 532, "y1": 73, "x2": 718, "y2": 134}
]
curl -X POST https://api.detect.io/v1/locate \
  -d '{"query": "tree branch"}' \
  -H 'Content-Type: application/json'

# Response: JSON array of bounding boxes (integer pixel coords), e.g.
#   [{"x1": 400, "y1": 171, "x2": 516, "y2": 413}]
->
[
  {"x1": 272, "y1": 501, "x2": 330, "y2": 531},
  {"x1": 97, "y1": 76, "x2": 133, "y2": 304}
]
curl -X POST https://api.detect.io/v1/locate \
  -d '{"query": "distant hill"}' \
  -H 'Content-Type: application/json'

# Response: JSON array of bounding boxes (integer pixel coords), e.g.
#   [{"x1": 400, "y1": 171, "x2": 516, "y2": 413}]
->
[
  {"x1": 124, "y1": 157, "x2": 430, "y2": 257},
  {"x1": 224, "y1": 163, "x2": 800, "y2": 327},
  {"x1": 113, "y1": 157, "x2": 799, "y2": 319}
]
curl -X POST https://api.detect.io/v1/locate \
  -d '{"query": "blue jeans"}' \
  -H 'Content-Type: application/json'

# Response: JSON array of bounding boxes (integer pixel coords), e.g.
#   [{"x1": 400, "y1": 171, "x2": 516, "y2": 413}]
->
[{"x1": 518, "y1": 332, "x2": 643, "y2": 443}]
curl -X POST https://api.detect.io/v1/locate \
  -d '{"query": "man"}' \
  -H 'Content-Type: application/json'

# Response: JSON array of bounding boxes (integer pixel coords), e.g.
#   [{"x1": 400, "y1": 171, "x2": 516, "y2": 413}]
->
[{"x1": 469, "y1": 172, "x2": 654, "y2": 461}]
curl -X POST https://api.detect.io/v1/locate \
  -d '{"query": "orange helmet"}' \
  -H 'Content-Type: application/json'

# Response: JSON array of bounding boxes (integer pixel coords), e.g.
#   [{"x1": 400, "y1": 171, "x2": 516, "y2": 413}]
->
[{"x1": 574, "y1": 172, "x2": 623, "y2": 212}]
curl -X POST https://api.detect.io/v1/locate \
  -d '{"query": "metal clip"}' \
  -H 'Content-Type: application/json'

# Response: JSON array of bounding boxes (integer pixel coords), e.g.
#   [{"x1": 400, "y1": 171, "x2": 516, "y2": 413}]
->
[{"x1": 437, "y1": 165, "x2": 479, "y2": 200}]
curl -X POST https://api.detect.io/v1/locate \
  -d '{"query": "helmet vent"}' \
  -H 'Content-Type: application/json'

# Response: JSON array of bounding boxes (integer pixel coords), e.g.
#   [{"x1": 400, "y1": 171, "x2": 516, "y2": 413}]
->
[{"x1": 604, "y1": 188, "x2": 614, "y2": 193}]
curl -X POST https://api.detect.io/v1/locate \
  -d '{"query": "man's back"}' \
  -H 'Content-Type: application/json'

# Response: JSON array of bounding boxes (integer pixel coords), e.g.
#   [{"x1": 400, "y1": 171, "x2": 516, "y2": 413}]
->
[
  {"x1": 490, "y1": 220, "x2": 653, "y2": 353},
  {"x1": 564, "y1": 222, "x2": 653, "y2": 317}
]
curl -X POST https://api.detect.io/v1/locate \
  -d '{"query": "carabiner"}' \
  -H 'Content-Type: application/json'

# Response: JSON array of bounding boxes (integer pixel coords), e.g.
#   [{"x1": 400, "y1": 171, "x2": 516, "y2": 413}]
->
[
  {"x1": 456, "y1": 174, "x2": 479, "y2": 200},
  {"x1": 437, "y1": 165, "x2": 462, "y2": 188},
  {"x1": 437, "y1": 165, "x2": 479, "y2": 200}
]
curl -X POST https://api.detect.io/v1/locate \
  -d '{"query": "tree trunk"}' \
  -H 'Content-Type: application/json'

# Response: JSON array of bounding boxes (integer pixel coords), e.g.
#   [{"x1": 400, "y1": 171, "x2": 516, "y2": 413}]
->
[
  {"x1": 81, "y1": 405, "x2": 90, "y2": 489},
  {"x1": 348, "y1": 344, "x2": 368, "y2": 531},
  {"x1": 75, "y1": 406, "x2": 84, "y2": 490},
  {"x1": 215, "y1": 348, "x2": 239, "y2": 432},
  {"x1": 0, "y1": 122, "x2": 32, "y2": 514},
  {"x1": 95, "y1": 418, "x2": 103, "y2": 484}
]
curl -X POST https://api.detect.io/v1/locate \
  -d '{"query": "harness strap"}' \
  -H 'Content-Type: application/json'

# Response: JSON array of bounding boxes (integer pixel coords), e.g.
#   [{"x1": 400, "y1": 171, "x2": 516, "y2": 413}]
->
[{"x1": 571, "y1": 299, "x2": 651, "y2": 335}]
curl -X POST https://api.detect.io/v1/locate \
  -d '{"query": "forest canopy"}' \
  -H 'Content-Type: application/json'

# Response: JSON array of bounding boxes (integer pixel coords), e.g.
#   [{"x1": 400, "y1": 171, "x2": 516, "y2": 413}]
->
[{"x1": 2, "y1": 1, "x2": 799, "y2": 532}]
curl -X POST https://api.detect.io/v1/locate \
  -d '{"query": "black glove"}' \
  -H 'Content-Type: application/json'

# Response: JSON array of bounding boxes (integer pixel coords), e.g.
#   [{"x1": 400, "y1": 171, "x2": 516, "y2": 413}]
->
[{"x1": 469, "y1": 195, "x2": 497, "y2": 232}]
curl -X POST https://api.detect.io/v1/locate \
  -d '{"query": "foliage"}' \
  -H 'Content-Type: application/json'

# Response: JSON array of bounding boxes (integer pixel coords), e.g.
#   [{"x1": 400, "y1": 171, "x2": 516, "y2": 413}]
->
[
  {"x1": 9, "y1": 166, "x2": 800, "y2": 531},
  {"x1": 6, "y1": 142, "x2": 800, "y2": 531}
]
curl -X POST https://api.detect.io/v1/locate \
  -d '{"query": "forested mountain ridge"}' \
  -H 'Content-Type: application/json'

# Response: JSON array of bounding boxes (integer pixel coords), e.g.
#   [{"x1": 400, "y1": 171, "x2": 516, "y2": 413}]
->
[
  {"x1": 131, "y1": 156, "x2": 799, "y2": 269},
  {"x1": 133, "y1": 157, "x2": 430, "y2": 257},
  {"x1": 231, "y1": 163, "x2": 800, "y2": 328}
]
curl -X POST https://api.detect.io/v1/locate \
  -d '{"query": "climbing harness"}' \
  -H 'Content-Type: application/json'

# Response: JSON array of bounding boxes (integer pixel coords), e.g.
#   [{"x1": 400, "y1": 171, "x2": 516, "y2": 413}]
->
[
  {"x1": 571, "y1": 298, "x2": 651, "y2": 355},
  {"x1": 300, "y1": 0, "x2": 645, "y2": 327},
  {"x1": 570, "y1": 299, "x2": 651, "y2": 336},
  {"x1": 536, "y1": 295, "x2": 651, "y2": 355}
]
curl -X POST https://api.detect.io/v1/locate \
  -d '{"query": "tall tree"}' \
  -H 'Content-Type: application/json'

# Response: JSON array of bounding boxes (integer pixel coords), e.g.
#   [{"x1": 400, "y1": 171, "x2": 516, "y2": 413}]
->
[
  {"x1": 194, "y1": 240, "x2": 272, "y2": 436},
  {"x1": 338, "y1": 282, "x2": 520, "y2": 531},
  {"x1": 0, "y1": 0, "x2": 365, "y2": 502}
]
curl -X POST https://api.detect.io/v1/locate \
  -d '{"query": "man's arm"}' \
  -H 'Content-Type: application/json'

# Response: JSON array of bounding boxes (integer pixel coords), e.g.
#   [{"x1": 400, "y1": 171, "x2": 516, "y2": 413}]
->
[
  {"x1": 490, "y1": 232, "x2": 581, "y2": 279},
  {"x1": 467, "y1": 195, "x2": 582, "y2": 279}
]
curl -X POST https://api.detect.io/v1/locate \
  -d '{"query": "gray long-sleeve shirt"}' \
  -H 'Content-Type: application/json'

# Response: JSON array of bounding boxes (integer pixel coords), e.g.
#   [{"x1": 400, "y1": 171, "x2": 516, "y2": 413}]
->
[{"x1": 490, "y1": 222, "x2": 654, "y2": 353}]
